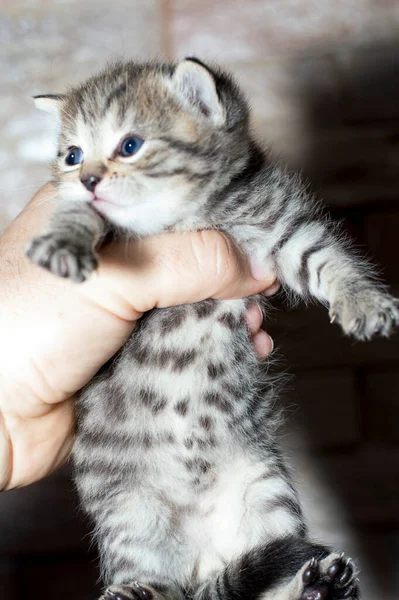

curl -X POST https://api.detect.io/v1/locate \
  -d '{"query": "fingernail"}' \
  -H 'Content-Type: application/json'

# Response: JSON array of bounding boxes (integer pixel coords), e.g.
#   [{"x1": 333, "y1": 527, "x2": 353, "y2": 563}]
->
[
  {"x1": 263, "y1": 287, "x2": 276, "y2": 297},
  {"x1": 254, "y1": 331, "x2": 274, "y2": 359},
  {"x1": 262, "y1": 282, "x2": 281, "y2": 297},
  {"x1": 266, "y1": 334, "x2": 274, "y2": 354},
  {"x1": 250, "y1": 258, "x2": 271, "y2": 281}
]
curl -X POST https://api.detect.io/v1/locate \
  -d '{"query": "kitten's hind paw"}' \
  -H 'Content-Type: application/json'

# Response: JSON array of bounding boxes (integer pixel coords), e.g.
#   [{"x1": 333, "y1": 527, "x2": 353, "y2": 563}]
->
[
  {"x1": 101, "y1": 583, "x2": 158, "y2": 600},
  {"x1": 330, "y1": 287, "x2": 399, "y2": 340},
  {"x1": 101, "y1": 585, "x2": 142, "y2": 600},
  {"x1": 26, "y1": 234, "x2": 97, "y2": 282},
  {"x1": 300, "y1": 553, "x2": 359, "y2": 600},
  {"x1": 102, "y1": 587, "x2": 133, "y2": 600}
]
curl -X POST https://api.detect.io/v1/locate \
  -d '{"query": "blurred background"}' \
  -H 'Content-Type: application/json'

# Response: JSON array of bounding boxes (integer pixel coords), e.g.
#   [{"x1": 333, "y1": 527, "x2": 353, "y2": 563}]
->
[{"x1": 1, "y1": 1, "x2": 399, "y2": 599}]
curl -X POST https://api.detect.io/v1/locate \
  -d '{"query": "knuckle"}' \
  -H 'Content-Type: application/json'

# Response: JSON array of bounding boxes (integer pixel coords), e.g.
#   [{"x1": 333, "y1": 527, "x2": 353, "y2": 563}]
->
[
  {"x1": 213, "y1": 231, "x2": 237, "y2": 283},
  {"x1": 191, "y1": 230, "x2": 231, "y2": 278}
]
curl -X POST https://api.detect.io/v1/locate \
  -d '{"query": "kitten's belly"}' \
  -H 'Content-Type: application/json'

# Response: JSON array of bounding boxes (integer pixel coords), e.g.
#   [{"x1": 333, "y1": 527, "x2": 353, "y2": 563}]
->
[
  {"x1": 74, "y1": 298, "x2": 283, "y2": 579},
  {"x1": 76, "y1": 298, "x2": 258, "y2": 486},
  {"x1": 179, "y1": 454, "x2": 284, "y2": 581}
]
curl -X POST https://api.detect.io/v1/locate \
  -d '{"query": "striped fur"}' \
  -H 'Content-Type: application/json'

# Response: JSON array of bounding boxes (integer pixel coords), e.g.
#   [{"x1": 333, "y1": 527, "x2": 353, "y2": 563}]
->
[{"x1": 26, "y1": 57, "x2": 399, "y2": 600}]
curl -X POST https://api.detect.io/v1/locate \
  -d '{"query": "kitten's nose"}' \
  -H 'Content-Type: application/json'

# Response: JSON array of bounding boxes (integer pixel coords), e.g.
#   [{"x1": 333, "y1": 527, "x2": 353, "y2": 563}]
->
[{"x1": 81, "y1": 175, "x2": 102, "y2": 192}]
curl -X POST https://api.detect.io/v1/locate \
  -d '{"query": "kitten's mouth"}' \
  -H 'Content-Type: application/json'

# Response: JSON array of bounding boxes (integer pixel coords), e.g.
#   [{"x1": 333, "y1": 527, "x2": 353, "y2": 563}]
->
[
  {"x1": 91, "y1": 196, "x2": 113, "y2": 214},
  {"x1": 92, "y1": 194, "x2": 128, "y2": 209},
  {"x1": 92, "y1": 195, "x2": 114, "y2": 206}
]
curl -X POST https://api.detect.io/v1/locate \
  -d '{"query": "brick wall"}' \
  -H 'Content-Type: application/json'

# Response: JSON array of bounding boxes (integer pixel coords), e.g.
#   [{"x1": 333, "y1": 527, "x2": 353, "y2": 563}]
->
[{"x1": 1, "y1": 2, "x2": 398, "y2": 599}]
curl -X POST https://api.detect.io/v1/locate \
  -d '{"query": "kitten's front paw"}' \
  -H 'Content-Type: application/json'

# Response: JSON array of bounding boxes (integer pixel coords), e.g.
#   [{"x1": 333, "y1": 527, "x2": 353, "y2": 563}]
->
[
  {"x1": 330, "y1": 287, "x2": 399, "y2": 340},
  {"x1": 26, "y1": 234, "x2": 97, "y2": 282},
  {"x1": 300, "y1": 553, "x2": 359, "y2": 599}
]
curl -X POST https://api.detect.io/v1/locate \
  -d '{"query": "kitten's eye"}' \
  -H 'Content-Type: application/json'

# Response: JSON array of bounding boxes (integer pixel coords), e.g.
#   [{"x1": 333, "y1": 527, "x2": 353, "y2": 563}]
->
[
  {"x1": 119, "y1": 136, "x2": 144, "y2": 157},
  {"x1": 65, "y1": 147, "x2": 83, "y2": 166}
]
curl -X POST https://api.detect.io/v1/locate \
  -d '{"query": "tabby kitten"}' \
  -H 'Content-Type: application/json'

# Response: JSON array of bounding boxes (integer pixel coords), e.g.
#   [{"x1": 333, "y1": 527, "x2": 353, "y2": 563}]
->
[{"x1": 27, "y1": 58, "x2": 398, "y2": 600}]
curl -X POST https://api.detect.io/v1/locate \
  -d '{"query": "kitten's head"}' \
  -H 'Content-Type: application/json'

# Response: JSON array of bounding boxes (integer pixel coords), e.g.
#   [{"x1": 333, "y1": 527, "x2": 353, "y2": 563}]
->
[{"x1": 35, "y1": 59, "x2": 251, "y2": 234}]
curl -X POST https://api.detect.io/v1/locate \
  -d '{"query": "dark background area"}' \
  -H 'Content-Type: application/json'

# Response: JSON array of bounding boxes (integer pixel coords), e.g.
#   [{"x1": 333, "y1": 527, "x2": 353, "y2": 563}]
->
[
  {"x1": 270, "y1": 39, "x2": 399, "y2": 599},
  {"x1": 1, "y1": 2, "x2": 398, "y2": 599}
]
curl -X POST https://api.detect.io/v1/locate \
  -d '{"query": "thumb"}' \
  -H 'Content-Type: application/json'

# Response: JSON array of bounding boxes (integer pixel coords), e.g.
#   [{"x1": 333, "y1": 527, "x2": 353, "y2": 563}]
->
[{"x1": 82, "y1": 230, "x2": 276, "y2": 318}]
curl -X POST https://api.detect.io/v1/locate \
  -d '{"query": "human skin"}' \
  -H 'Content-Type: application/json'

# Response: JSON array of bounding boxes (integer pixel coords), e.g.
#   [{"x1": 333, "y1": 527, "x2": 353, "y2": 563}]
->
[{"x1": 0, "y1": 184, "x2": 278, "y2": 491}]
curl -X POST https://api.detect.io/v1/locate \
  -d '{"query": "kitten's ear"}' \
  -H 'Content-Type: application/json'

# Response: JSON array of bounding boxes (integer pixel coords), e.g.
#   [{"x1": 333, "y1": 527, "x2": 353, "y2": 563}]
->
[
  {"x1": 33, "y1": 94, "x2": 66, "y2": 114},
  {"x1": 171, "y1": 58, "x2": 225, "y2": 125}
]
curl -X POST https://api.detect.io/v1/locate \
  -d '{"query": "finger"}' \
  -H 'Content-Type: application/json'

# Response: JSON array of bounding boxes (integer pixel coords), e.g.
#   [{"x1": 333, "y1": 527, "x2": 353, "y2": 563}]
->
[
  {"x1": 88, "y1": 230, "x2": 278, "y2": 315},
  {"x1": 263, "y1": 280, "x2": 281, "y2": 297},
  {"x1": 2, "y1": 397, "x2": 75, "y2": 490},
  {"x1": 199, "y1": 232, "x2": 277, "y2": 301},
  {"x1": 244, "y1": 304, "x2": 263, "y2": 334},
  {"x1": 21, "y1": 189, "x2": 277, "y2": 316},
  {"x1": 252, "y1": 331, "x2": 274, "y2": 359}
]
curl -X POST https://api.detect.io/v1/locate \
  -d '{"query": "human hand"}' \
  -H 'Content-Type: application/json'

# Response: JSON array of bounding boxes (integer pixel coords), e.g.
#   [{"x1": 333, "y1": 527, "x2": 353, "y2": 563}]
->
[{"x1": 0, "y1": 184, "x2": 278, "y2": 490}]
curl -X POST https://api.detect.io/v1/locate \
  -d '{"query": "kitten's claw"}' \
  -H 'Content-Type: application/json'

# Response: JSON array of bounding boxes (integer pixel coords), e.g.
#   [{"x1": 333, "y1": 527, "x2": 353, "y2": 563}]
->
[
  {"x1": 132, "y1": 583, "x2": 154, "y2": 600},
  {"x1": 26, "y1": 234, "x2": 97, "y2": 282},
  {"x1": 303, "y1": 558, "x2": 318, "y2": 583},
  {"x1": 329, "y1": 288, "x2": 399, "y2": 340},
  {"x1": 351, "y1": 318, "x2": 364, "y2": 336},
  {"x1": 105, "y1": 592, "x2": 128, "y2": 600},
  {"x1": 339, "y1": 564, "x2": 354, "y2": 587}
]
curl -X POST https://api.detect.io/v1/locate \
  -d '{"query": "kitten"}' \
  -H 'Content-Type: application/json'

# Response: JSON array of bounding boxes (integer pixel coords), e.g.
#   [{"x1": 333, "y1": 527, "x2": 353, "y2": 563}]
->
[{"x1": 27, "y1": 58, "x2": 398, "y2": 600}]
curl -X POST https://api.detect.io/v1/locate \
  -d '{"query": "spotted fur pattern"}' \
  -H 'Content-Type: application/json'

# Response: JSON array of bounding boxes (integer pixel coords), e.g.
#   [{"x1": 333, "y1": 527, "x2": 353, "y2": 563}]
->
[{"x1": 26, "y1": 57, "x2": 398, "y2": 600}]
